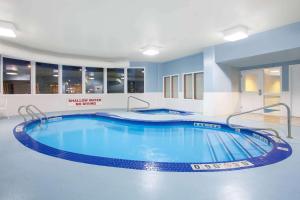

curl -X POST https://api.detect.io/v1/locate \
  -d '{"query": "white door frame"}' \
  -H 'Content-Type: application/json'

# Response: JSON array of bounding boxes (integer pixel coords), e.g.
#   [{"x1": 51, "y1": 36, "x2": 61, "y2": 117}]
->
[{"x1": 289, "y1": 64, "x2": 300, "y2": 117}]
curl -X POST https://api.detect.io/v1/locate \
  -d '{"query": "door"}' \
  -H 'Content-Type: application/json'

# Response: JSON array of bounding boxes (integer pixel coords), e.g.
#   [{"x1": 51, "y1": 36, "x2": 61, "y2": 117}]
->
[
  {"x1": 263, "y1": 67, "x2": 282, "y2": 115},
  {"x1": 241, "y1": 67, "x2": 282, "y2": 115},
  {"x1": 241, "y1": 69, "x2": 264, "y2": 112},
  {"x1": 290, "y1": 64, "x2": 300, "y2": 117}
]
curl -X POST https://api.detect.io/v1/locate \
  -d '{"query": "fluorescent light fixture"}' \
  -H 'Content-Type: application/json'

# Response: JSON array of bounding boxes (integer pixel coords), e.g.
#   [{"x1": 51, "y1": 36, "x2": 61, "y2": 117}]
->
[
  {"x1": 269, "y1": 69, "x2": 280, "y2": 76},
  {"x1": 223, "y1": 25, "x2": 248, "y2": 42},
  {"x1": 141, "y1": 46, "x2": 160, "y2": 56},
  {"x1": 270, "y1": 69, "x2": 280, "y2": 73},
  {"x1": 53, "y1": 74, "x2": 59, "y2": 77},
  {"x1": 6, "y1": 72, "x2": 18, "y2": 75},
  {"x1": 0, "y1": 21, "x2": 16, "y2": 38}
]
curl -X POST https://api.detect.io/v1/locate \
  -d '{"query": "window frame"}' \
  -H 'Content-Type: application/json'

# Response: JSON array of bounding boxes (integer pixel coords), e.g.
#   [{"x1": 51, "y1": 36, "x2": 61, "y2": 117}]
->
[
  {"x1": 2, "y1": 55, "x2": 32, "y2": 95},
  {"x1": 163, "y1": 74, "x2": 179, "y2": 99},
  {"x1": 193, "y1": 72, "x2": 204, "y2": 100},
  {"x1": 127, "y1": 67, "x2": 145, "y2": 94},
  {"x1": 62, "y1": 65, "x2": 83, "y2": 94},
  {"x1": 35, "y1": 62, "x2": 59, "y2": 94},
  {"x1": 182, "y1": 71, "x2": 204, "y2": 100},
  {"x1": 107, "y1": 67, "x2": 125, "y2": 94},
  {"x1": 85, "y1": 66, "x2": 104, "y2": 94},
  {"x1": 0, "y1": 54, "x2": 146, "y2": 96}
]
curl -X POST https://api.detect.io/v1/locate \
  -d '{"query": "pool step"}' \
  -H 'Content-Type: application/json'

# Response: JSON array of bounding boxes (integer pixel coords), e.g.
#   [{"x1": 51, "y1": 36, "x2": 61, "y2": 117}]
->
[
  {"x1": 214, "y1": 134, "x2": 235, "y2": 161},
  {"x1": 225, "y1": 133, "x2": 253, "y2": 158},
  {"x1": 241, "y1": 134, "x2": 268, "y2": 154},
  {"x1": 205, "y1": 132, "x2": 217, "y2": 162}
]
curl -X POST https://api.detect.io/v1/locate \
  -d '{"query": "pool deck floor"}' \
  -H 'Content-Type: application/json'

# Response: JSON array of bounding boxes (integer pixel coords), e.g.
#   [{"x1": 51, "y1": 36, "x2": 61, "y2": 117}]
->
[{"x1": 1, "y1": 109, "x2": 300, "y2": 200}]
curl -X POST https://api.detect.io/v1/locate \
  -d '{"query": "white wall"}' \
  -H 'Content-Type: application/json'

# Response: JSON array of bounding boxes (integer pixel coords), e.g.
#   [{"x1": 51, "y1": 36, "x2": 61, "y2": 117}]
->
[
  {"x1": 0, "y1": 42, "x2": 205, "y2": 117},
  {"x1": 162, "y1": 92, "x2": 203, "y2": 113},
  {"x1": 0, "y1": 93, "x2": 164, "y2": 116},
  {"x1": 0, "y1": 41, "x2": 129, "y2": 67}
]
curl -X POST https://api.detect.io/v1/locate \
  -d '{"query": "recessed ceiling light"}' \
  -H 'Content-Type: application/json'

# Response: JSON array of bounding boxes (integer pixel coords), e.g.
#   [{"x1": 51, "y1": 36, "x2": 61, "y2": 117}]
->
[
  {"x1": 141, "y1": 46, "x2": 160, "y2": 56},
  {"x1": 0, "y1": 20, "x2": 17, "y2": 38},
  {"x1": 223, "y1": 25, "x2": 248, "y2": 42}
]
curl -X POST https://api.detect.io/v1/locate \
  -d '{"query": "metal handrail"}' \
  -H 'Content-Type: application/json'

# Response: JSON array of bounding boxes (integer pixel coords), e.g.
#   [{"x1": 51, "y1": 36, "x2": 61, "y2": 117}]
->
[
  {"x1": 26, "y1": 105, "x2": 47, "y2": 123},
  {"x1": 127, "y1": 96, "x2": 150, "y2": 111},
  {"x1": 18, "y1": 105, "x2": 28, "y2": 122},
  {"x1": 226, "y1": 103, "x2": 292, "y2": 139}
]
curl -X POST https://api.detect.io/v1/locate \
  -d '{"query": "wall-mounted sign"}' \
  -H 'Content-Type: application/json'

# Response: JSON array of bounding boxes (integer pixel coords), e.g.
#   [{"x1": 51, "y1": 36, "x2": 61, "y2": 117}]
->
[{"x1": 67, "y1": 98, "x2": 102, "y2": 106}]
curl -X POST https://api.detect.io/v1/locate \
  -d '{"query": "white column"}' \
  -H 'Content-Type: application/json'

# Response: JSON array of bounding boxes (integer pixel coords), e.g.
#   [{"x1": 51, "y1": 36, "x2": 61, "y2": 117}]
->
[
  {"x1": 203, "y1": 47, "x2": 240, "y2": 116},
  {"x1": 31, "y1": 61, "x2": 36, "y2": 94}
]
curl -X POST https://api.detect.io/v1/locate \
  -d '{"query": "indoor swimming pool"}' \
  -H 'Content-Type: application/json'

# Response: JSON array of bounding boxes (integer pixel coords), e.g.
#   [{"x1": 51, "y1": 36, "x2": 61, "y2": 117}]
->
[{"x1": 13, "y1": 113, "x2": 292, "y2": 172}]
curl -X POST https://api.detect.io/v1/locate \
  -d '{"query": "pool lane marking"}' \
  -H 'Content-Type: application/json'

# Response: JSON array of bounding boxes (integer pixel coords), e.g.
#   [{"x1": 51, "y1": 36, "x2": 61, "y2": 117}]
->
[
  {"x1": 214, "y1": 133, "x2": 235, "y2": 161},
  {"x1": 241, "y1": 134, "x2": 268, "y2": 154},
  {"x1": 205, "y1": 132, "x2": 218, "y2": 162},
  {"x1": 225, "y1": 133, "x2": 253, "y2": 158}
]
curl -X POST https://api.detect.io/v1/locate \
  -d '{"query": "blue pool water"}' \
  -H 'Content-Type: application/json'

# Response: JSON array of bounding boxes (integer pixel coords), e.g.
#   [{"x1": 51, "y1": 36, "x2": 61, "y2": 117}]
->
[
  {"x1": 135, "y1": 108, "x2": 193, "y2": 115},
  {"x1": 25, "y1": 115, "x2": 272, "y2": 163}
]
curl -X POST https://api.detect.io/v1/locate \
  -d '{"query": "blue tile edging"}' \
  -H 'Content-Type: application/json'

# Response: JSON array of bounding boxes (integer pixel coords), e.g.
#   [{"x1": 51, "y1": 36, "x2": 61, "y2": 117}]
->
[{"x1": 13, "y1": 113, "x2": 292, "y2": 172}]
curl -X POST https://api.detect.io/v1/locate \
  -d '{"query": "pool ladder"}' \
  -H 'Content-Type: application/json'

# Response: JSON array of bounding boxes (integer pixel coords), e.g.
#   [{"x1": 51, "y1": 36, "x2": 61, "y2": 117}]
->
[
  {"x1": 18, "y1": 105, "x2": 48, "y2": 123},
  {"x1": 127, "y1": 96, "x2": 150, "y2": 111},
  {"x1": 226, "y1": 103, "x2": 292, "y2": 139}
]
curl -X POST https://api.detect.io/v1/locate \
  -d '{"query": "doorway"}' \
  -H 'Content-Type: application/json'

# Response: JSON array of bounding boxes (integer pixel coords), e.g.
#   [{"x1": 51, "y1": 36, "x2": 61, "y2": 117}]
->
[{"x1": 241, "y1": 67, "x2": 282, "y2": 115}]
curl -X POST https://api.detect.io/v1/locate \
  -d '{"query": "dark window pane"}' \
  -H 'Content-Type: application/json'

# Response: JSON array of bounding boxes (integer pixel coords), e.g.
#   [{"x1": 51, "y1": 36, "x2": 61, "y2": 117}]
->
[
  {"x1": 3, "y1": 57, "x2": 31, "y2": 94},
  {"x1": 36, "y1": 62, "x2": 58, "y2": 94},
  {"x1": 107, "y1": 68, "x2": 124, "y2": 93},
  {"x1": 127, "y1": 68, "x2": 144, "y2": 93},
  {"x1": 85, "y1": 67, "x2": 104, "y2": 93},
  {"x1": 63, "y1": 65, "x2": 82, "y2": 94}
]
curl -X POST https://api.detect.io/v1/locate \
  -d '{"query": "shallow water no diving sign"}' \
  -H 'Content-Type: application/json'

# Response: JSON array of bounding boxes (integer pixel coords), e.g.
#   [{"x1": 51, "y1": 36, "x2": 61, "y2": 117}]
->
[{"x1": 191, "y1": 160, "x2": 254, "y2": 171}]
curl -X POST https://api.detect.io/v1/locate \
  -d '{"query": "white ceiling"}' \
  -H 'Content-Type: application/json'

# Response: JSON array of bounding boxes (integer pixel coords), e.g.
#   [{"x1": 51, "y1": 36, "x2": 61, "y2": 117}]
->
[{"x1": 0, "y1": 0, "x2": 300, "y2": 62}]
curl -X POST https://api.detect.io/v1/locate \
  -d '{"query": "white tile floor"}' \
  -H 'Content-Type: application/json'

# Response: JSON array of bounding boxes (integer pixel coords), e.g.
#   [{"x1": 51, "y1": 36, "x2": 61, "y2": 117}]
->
[{"x1": 1, "y1": 109, "x2": 300, "y2": 200}]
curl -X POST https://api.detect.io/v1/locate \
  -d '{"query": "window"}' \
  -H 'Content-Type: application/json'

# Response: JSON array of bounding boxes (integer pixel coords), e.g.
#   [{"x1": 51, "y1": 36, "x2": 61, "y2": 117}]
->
[
  {"x1": 127, "y1": 68, "x2": 144, "y2": 93},
  {"x1": 3, "y1": 57, "x2": 31, "y2": 94},
  {"x1": 194, "y1": 72, "x2": 204, "y2": 100},
  {"x1": 163, "y1": 75, "x2": 178, "y2": 98},
  {"x1": 107, "y1": 68, "x2": 124, "y2": 93},
  {"x1": 164, "y1": 76, "x2": 171, "y2": 98},
  {"x1": 243, "y1": 73, "x2": 258, "y2": 92},
  {"x1": 184, "y1": 72, "x2": 204, "y2": 100},
  {"x1": 171, "y1": 76, "x2": 178, "y2": 98},
  {"x1": 184, "y1": 73, "x2": 193, "y2": 99},
  {"x1": 85, "y1": 67, "x2": 104, "y2": 94},
  {"x1": 62, "y1": 65, "x2": 82, "y2": 94},
  {"x1": 36, "y1": 62, "x2": 58, "y2": 94}
]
